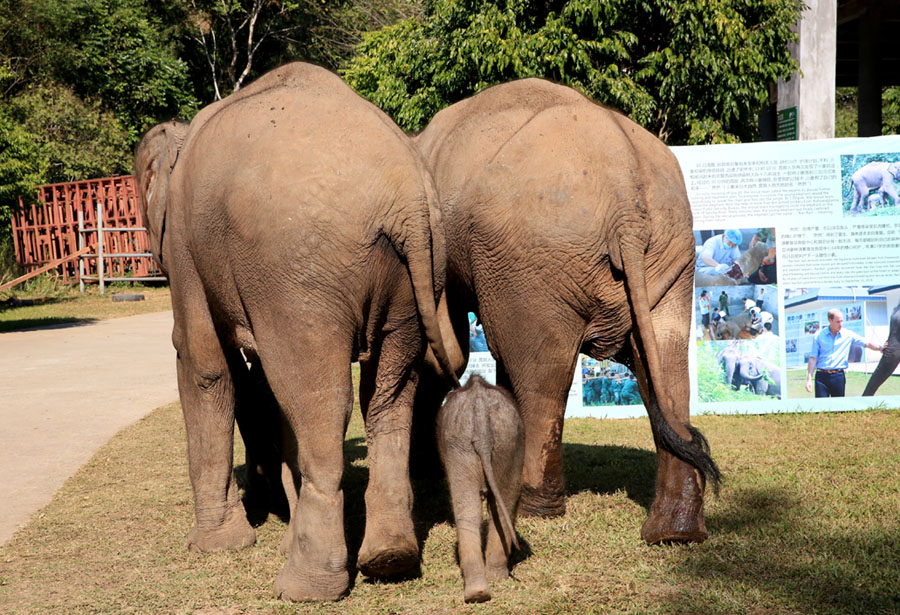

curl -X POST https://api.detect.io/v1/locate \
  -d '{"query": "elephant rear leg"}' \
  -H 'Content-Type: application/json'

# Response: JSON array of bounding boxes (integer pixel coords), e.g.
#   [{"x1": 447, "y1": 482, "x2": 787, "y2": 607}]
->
[
  {"x1": 496, "y1": 334, "x2": 581, "y2": 518},
  {"x1": 443, "y1": 448, "x2": 491, "y2": 603},
  {"x1": 484, "y1": 446, "x2": 524, "y2": 582},
  {"x1": 356, "y1": 327, "x2": 422, "y2": 578},
  {"x1": 631, "y1": 268, "x2": 709, "y2": 544},
  {"x1": 257, "y1": 337, "x2": 353, "y2": 602}
]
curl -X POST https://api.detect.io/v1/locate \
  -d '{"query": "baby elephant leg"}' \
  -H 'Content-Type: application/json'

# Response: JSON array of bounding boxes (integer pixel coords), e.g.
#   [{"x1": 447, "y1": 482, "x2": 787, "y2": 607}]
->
[
  {"x1": 444, "y1": 456, "x2": 492, "y2": 603},
  {"x1": 438, "y1": 375, "x2": 524, "y2": 603},
  {"x1": 484, "y1": 443, "x2": 524, "y2": 581}
]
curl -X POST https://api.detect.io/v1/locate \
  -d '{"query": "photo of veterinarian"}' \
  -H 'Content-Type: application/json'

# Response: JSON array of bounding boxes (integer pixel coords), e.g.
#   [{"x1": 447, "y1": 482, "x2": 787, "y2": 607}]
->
[
  {"x1": 694, "y1": 227, "x2": 778, "y2": 287},
  {"x1": 695, "y1": 285, "x2": 778, "y2": 342}
]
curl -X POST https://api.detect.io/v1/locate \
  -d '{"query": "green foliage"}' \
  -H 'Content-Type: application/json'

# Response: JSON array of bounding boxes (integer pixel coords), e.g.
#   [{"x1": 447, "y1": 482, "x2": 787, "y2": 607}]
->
[
  {"x1": 343, "y1": 0, "x2": 803, "y2": 143},
  {"x1": 835, "y1": 86, "x2": 900, "y2": 139},
  {"x1": 7, "y1": 84, "x2": 133, "y2": 184},
  {"x1": 46, "y1": 0, "x2": 198, "y2": 138}
]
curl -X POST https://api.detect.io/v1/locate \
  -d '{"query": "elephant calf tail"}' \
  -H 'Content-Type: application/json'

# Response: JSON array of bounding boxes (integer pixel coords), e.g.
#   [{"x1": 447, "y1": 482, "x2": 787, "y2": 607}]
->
[
  {"x1": 614, "y1": 230, "x2": 721, "y2": 493},
  {"x1": 472, "y1": 397, "x2": 519, "y2": 551}
]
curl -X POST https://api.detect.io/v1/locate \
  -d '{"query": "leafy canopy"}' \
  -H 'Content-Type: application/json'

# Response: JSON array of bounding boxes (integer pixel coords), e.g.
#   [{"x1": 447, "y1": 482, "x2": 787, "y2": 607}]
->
[{"x1": 343, "y1": 0, "x2": 804, "y2": 144}]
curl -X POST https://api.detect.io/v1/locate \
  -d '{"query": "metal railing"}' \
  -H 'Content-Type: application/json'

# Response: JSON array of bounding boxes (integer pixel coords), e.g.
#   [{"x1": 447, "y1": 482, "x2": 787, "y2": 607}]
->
[{"x1": 77, "y1": 204, "x2": 166, "y2": 294}]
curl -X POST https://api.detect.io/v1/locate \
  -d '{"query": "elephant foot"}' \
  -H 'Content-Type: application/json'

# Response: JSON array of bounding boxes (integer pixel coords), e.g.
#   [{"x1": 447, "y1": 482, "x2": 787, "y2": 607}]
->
[
  {"x1": 640, "y1": 496, "x2": 707, "y2": 544},
  {"x1": 186, "y1": 508, "x2": 256, "y2": 552},
  {"x1": 356, "y1": 532, "x2": 419, "y2": 578},
  {"x1": 518, "y1": 484, "x2": 566, "y2": 518},
  {"x1": 464, "y1": 578, "x2": 491, "y2": 603},
  {"x1": 274, "y1": 556, "x2": 349, "y2": 602}
]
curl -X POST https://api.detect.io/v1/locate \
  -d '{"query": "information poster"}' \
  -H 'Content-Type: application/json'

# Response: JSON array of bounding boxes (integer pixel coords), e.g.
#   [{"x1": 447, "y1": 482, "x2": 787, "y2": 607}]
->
[{"x1": 460, "y1": 135, "x2": 900, "y2": 418}]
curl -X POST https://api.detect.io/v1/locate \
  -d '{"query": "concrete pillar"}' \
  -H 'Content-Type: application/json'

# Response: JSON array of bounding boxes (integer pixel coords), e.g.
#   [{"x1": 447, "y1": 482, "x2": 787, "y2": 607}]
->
[{"x1": 776, "y1": 0, "x2": 836, "y2": 140}]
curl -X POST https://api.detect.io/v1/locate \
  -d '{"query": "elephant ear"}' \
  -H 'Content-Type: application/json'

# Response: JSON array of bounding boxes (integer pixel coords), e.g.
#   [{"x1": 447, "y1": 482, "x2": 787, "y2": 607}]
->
[{"x1": 134, "y1": 121, "x2": 188, "y2": 268}]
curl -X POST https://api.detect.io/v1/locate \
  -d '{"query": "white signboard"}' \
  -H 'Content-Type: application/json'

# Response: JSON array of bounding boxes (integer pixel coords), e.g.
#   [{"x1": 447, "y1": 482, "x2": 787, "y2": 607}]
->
[{"x1": 460, "y1": 135, "x2": 900, "y2": 417}]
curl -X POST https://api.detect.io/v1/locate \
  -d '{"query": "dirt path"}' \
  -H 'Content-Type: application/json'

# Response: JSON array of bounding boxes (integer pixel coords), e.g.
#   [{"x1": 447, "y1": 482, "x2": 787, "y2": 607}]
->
[{"x1": 0, "y1": 311, "x2": 177, "y2": 544}]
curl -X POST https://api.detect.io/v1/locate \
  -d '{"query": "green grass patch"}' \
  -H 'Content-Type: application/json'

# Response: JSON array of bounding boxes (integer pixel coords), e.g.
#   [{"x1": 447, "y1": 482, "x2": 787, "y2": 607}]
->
[
  {"x1": 786, "y1": 368, "x2": 900, "y2": 399},
  {"x1": 1, "y1": 387, "x2": 898, "y2": 614},
  {"x1": 0, "y1": 279, "x2": 171, "y2": 332}
]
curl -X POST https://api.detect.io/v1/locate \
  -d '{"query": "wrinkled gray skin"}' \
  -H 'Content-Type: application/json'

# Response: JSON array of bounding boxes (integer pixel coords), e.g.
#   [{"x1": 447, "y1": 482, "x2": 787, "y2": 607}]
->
[
  {"x1": 850, "y1": 162, "x2": 900, "y2": 212},
  {"x1": 437, "y1": 374, "x2": 524, "y2": 604},
  {"x1": 134, "y1": 63, "x2": 461, "y2": 602},
  {"x1": 694, "y1": 242, "x2": 769, "y2": 287},
  {"x1": 415, "y1": 78, "x2": 720, "y2": 544}
]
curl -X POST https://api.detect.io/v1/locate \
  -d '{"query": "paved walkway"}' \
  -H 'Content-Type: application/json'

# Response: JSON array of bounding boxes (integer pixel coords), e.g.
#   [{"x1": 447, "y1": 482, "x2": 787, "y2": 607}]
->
[{"x1": 0, "y1": 311, "x2": 178, "y2": 544}]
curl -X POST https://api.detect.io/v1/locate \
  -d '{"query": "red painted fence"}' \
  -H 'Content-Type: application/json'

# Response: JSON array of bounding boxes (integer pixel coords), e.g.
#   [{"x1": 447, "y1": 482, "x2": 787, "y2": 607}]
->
[{"x1": 12, "y1": 175, "x2": 161, "y2": 284}]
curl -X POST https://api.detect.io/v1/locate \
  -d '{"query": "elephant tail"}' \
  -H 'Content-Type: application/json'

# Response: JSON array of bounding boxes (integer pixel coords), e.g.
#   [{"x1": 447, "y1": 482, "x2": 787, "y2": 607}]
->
[
  {"x1": 472, "y1": 391, "x2": 519, "y2": 551},
  {"x1": 615, "y1": 234, "x2": 722, "y2": 494},
  {"x1": 384, "y1": 188, "x2": 462, "y2": 389}
]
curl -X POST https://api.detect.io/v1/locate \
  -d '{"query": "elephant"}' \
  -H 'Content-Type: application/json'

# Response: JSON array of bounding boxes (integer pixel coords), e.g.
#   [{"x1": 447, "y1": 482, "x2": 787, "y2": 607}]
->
[
  {"x1": 437, "y1": 374, "x2": 524, "y2": 603},
  {"x1": 134, "y1": 62, "x2": 462, "y2": 601},
  {"x1": 716, "y1": 345, "x2": 779, "y2": 396},
  {"x1": 412, "y1": 78, "x2": 720, "y2": 544},
  {"x1": 716, "y1": 345, "x2": 743, "y2": 387},
  {"x1": 849, "y1": 161, "x2": 900, "y2": 212},
  {"x1": 712, "y1": 318, "x2": 741, "y2": 340},
  {"x1": 731, "y1": 307, "x2": 762, "y2": 336},
  {"x1": 694, "y1": 242, "x2": 769, "y2": 287},
  {"x1": 863, "y1": 302, "x2": 900, "y2": 396}
]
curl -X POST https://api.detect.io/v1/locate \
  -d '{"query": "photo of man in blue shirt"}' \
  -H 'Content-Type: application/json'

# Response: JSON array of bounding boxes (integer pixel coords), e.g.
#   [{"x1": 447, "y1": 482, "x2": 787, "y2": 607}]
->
[{"x1": 806, "y1": 308, "x2": 887, "y2": 397}]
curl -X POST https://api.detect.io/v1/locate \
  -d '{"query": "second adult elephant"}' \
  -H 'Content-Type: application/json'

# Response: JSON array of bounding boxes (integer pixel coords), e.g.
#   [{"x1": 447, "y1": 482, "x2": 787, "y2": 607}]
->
[
  {"x1": 134, "y1": 63, "x2": 460, "y2": 601},
  {"x1": 863, "y1": 302, "x2": 900, "y2": 396},
  {"x1": 414, "y1": 78, "x2": 720, "y2": 544}
]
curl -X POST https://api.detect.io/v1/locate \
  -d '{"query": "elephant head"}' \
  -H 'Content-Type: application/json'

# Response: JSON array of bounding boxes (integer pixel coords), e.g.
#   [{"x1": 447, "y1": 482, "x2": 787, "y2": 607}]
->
[{"x1": 134, "y1": 121, "x2": 189, "y2": 273}]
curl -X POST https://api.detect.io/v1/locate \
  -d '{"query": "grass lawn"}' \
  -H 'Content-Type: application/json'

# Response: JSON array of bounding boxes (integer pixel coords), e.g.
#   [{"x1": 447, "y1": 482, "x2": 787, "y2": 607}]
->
[
  {"x1": 786, "y1": 368, "x2": 900, "y2": 398},
  {"x1": 0, "y1": 282, "x2": 171, "y2": 332},
  {"x1": 1, "y1": 381, "x2": 898, "y2": 614}
]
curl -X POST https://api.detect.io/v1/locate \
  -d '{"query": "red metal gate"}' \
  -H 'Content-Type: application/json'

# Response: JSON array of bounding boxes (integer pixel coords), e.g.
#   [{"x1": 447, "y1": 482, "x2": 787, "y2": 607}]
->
[{"x1": 11, "y1": 175, "x2": 161, "y2": 284}]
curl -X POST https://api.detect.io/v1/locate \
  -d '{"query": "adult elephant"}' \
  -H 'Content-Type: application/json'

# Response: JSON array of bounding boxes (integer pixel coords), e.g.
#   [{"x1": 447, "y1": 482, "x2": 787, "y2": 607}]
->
[
  {"x1": 863, "y1": 302, "x2": 900, "y2": 396},
  {"x1": 134, "y1": 63, "x2": 461, "y2": 601},
  {"x1": 413, "y1": 78, "x2": 720, "y2": 543}
]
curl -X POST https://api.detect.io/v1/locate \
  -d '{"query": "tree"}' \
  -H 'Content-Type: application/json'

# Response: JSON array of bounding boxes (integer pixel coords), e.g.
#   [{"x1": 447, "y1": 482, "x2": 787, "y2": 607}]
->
[{"x1": 343, "y1": 0, "x2": 804, "y2": 144}]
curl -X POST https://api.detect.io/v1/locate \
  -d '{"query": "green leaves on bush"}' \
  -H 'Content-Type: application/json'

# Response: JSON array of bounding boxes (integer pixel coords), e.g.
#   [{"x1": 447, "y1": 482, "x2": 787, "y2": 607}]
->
[{"x1": 343, "y1": 0, "x2": 803, "y2": 144}]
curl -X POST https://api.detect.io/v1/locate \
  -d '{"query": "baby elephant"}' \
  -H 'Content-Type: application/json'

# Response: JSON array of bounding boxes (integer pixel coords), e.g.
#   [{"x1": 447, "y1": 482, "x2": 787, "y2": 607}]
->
[{"x1": 437, "y1": 374, "x2": 525, "y2": 603}]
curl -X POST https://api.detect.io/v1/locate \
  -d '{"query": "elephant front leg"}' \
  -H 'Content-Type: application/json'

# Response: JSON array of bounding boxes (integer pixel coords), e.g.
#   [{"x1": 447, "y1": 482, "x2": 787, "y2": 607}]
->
[
  {"x1": 177, "y1": 350, "x2": 256, "y2": 552},
  {"x1": 356, "y1": 341, "x2": 420, "y2": 578}
]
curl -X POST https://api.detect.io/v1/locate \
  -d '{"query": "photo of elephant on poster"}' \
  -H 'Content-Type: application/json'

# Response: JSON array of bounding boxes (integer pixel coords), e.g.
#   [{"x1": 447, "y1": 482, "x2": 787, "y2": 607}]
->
[
  {"x1": 842, "y1": 153, "x2": 900, "y2": 216},
  {"x1": 697, "y1": 339, "x2": 782, "y2": 402}
]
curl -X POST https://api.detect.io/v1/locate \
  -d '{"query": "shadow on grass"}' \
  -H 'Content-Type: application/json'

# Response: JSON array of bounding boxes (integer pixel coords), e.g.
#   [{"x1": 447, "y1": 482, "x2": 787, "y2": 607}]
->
[
  {"x1": 670, "y1": 487, "x2": 900, "y2": 615},
  {"x1": 562, "y1": 442, "x2": 657, "y2": 509}
]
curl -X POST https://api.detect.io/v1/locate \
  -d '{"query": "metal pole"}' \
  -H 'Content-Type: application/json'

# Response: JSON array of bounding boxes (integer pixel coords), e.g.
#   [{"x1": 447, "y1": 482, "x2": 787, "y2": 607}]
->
[
  {"x1": 78, "y1": 210, "x2": 85, "y2": 294},
  {"x1": 96, "y1": 201, "x2": 105, "y2": 294}
]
